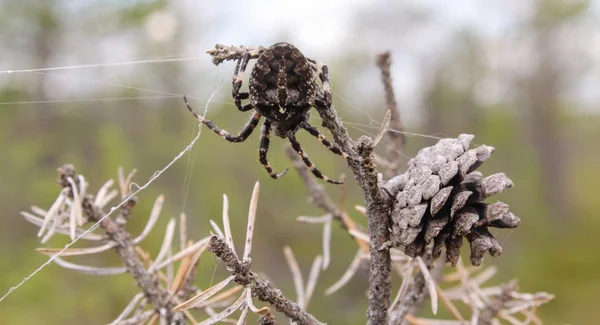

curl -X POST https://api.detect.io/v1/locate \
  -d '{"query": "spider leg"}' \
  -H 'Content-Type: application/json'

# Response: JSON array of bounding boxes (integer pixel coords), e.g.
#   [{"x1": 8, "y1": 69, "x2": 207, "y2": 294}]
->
[
  {"x1": 300, "y1": 121, "x2": 348, "y2": 159},
  {"x1": 288, "y1": 134, "x2": 343, "y2": 184},
  {"x1": 232, "y1": 53, "x2": 253, "y2": 112},
  {"x1": 259, "y1": 120, "x2": 289, "y2": 179},
  {"x1": 184, "y1": 96, "x2": 259, "y2": 142},
  {"x1": 307, "y1": 58, "x2": 332, "y2": 107}
]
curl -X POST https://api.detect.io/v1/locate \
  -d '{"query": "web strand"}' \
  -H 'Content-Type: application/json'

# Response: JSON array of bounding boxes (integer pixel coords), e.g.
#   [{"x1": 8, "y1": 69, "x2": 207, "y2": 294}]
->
[
  {"x1": 180, "y1": 77, "x2": 227, "y2": 214},
  {"x1": 34, "y1": 71, "x2": 184, "y2": 98},
  {"x1": 0, "y1": 95, "x2": 234, "y2": 107},
  {"x1": 0, "y1": 95, "x2": 179, "y2": 106},
  {"x1": 0, "y1": 69, "x2": 235, "y2": 107},
  {"x1": 0, "y1": 52, "x2": 236, "y2": 107},
  {"x1": 1, "y1": 48, "x2": 461, "y2": 143},
  {"x1": 0, "y1": 82, "x2": 223, "y2": 303},
  {"x1": 1, "y1": 56, "x2": 445, "y2": 145},
  {"x1": 332, "y1": 91, "x2": 450, "y2": 141},
  {"x1": 0, "y1": 56, "x2": 205, "y2": 74}
]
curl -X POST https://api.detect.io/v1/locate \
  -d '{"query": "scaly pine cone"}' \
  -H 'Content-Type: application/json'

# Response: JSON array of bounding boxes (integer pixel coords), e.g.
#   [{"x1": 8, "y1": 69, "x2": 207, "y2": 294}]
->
[{"x1": 391, "y1": 134, "x2": 520, "y2": 266}]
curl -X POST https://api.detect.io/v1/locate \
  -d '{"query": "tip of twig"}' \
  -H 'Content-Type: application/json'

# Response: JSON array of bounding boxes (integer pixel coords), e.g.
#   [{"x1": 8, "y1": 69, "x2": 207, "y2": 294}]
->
[
  {"x1": 376, "y1": 51, "x2": 392, "y2": 66},
  {"x1": 243, "y1": 182, "x2": 260, "y2": 260},
  {"x1": 373, "y1": 109, "x2": 392, "y2": 147}
]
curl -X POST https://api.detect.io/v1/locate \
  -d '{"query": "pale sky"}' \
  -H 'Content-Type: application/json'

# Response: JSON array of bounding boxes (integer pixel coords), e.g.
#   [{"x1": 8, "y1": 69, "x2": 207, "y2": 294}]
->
[
  {"x1": 2, "y1": 0, "x2": 598, "y2": 118},
  {"x1": 174, "y1": 0, "x2": 600, "y2": 116}
]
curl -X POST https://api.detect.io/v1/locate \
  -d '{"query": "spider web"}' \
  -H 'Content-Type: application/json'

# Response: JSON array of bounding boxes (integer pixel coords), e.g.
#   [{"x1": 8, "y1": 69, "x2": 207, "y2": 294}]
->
[
  {"x1": 0, "y1": 52, "x2": 446, "y2": 303},
  {"x1": 0, "y1": 58, "x2": 228, "y2": 302}
]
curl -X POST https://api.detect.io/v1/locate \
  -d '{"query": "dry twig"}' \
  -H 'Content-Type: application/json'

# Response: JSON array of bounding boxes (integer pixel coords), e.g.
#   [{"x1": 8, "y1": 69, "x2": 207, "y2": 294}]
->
[
  {"x1": 376, "y1": 51, "x2": 405, "y2": 177},
  {"x1": 208, "y1": 236, "x2": 324, "y2": 325}
]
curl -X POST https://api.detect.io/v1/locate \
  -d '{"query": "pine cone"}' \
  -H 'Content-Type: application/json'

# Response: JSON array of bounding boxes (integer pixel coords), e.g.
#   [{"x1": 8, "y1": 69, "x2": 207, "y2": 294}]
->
[{"x1": 391, "y1": 134, "x2": 520, "y2": 266}]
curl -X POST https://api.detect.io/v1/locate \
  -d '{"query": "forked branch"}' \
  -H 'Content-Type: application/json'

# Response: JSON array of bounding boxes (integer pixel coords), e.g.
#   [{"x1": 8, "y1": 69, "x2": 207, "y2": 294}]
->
[{"x1": 207, "y1": 236, "x2": 325, "y2": 325}]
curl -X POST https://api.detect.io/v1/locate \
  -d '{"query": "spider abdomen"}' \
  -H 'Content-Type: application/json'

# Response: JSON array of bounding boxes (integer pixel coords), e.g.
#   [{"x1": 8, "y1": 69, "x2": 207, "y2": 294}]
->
[{"x1": 250, "y1": 42, "x2": 316, "y2": 130}]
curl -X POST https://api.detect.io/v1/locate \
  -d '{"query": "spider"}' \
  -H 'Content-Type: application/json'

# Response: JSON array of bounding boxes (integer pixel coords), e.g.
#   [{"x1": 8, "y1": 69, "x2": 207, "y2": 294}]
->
[{"x1": 184, "y1": 42, "x2": 347, "y2": 184}]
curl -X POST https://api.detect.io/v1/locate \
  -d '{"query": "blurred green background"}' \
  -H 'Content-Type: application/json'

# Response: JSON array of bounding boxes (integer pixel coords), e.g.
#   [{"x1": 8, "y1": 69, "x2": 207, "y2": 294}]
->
[{"x1": 1, "y1": 0, "x2": 599, "y2": 324}]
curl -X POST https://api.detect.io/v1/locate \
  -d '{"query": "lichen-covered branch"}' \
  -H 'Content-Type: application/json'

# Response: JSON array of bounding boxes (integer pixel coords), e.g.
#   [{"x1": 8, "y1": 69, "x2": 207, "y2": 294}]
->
[
  {"x1": 207, "y1": 236, "x2": 324, "y2": 325},
  {"x1": 312, "y1": 105, "x2": 392, "y2": 324},
  {"x1": 206, "y1": 44, "x2": 265, "y2": 65},
  {"x1": 314, "y1": 102, "x2": 393, "y2": 325}
]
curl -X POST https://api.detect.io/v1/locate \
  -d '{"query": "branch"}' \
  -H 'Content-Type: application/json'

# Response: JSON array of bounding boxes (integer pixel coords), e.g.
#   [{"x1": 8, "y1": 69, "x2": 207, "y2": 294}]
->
[
  {"x1": 315, "y1": 101, "x2": 392, "y2": 325},
  {"x1": 57, "y1": 165, "x2": 183, "y2": 324},
  {"x1": 478, "y1": 281, "x2": 518, "y2": 324},
  {"x1": 207, "y1": 236, "x2": 325, "y2": 325},
  {"x1": 376, "y1": 51, "x2": 405, "y2": 176},
  {"x1": 207, "y1": 44, "x2": 265, "y2": 65},
  {"x1": 285, "y1": 146, "x2": 342, "y2": 225},
  {"x1": 286, "y1": 145, "x2": 370, "y2": 255},
  {"x1": 258, "y1": 311, "x2": 278, "y2": 325},
  {"x1": 406, "y1": 255, "x2": 446, "y2": 318},
  {"x1": 304, "y1": 49, "x2": 397, "y2": 325},
  {"x1": 388, "y1": 254, "x2": 433, "y2": 324}
]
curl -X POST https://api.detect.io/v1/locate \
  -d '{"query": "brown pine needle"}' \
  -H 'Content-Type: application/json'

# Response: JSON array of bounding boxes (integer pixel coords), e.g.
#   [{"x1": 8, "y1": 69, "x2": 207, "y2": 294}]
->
[
  {"x1": 170, "y1": 253, "x2": 192, "y2": 293},
  {"x1": 203, "y1": 286, "x2": 244, "y2": 307},
  {"x1": 435, "y1": 283, "x2": 465, "y2": 321}
]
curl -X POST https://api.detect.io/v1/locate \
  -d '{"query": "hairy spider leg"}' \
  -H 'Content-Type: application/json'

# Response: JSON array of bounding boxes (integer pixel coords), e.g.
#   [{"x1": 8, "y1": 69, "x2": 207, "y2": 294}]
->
[
  {"x1": 184, "y1": 96, "x2": 260, "y2": 142},
  {"x1": 307, "y1": 58, "x2": 332, "y2": 107},
  {"x1": 259, "y1": 120, "x2": 289, "y2": 179},
  {"x1": 300, "y1": 121, "x2": 348, "y2": 159},
  {"x1": 288, "y1": 134, "x2": 343, "y2": 184},
  {"x1": 232, "y1": 53, "x2": 254, "y2": 112}
]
